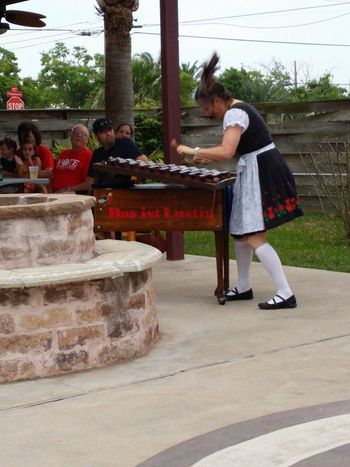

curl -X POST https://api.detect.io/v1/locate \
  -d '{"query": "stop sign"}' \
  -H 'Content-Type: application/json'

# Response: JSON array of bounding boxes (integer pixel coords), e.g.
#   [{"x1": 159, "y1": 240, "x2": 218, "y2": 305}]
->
[{"x1": 6, "y1": 96, "x2": 25, "y2": 111}]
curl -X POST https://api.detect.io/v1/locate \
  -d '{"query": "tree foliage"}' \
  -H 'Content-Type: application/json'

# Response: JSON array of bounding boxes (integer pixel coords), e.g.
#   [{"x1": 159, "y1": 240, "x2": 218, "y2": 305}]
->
[
  {"x1": 134, "y1": 111, "x2": 163, "y2": 154},
  {"x1": 0, "y1": 47, "x2": 21, "y2": 108},
  {"x1": 20, "y1": 77, "x2": 47, "y2": 109},
  {"x1": 131, "y1": 54, "x2": 199, "y2": 107},
  {"x1": 290, "y1": 73, "x2": 348, "y2": 101},
  {"x1": 132, "y1": 52, "x2": 161, "y2": 107},
  {"x1": 37, "y1": 43, "x2": 104, "y2": 108},
  {"x1": 219, "y1": 61, "x2": 293, "y2": 103}
]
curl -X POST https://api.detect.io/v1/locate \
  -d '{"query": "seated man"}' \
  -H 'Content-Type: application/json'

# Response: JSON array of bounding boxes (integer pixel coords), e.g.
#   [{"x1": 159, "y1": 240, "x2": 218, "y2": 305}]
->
[
  {"x1": 87, "y1": 117, "x2": 148, "y2": 188},
  {"x1": 52, "y1": 124, "x2": 92, "y2": 193},
  {"x1": 115, "y1": 122, "x2": 166, "y2": 252}
]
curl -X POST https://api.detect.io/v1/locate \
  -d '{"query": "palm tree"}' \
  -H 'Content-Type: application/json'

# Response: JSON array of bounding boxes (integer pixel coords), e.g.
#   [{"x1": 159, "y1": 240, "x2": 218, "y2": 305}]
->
[
  {"x1": 96, "y1": 0, "x2": 139, "y2": 127},
  {"x1": 132, "y1": 52, "x2": 161, "y2": 106}
]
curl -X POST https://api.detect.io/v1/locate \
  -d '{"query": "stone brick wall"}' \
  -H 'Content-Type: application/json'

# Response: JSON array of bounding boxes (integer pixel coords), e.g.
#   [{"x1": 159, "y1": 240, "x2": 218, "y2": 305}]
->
[
  {"x1": 0, "y1": 209, "x2": 96, "y2": 269},
  {"x1": 0, "y1": 194, "x2": 96, "y2": 269},
  {"x1": 0, "y1": 269, "x2": 159, "y2": 383}
]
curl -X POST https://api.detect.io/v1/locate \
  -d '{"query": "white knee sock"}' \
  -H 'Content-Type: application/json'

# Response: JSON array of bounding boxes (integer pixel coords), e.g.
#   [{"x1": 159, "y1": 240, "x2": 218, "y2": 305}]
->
[
  {"x1": 255, "y1": 243, "x2": 293, "y2": 302},
  {"x1": 234, "y1": 240, "x2": 253, "y2": 293}
]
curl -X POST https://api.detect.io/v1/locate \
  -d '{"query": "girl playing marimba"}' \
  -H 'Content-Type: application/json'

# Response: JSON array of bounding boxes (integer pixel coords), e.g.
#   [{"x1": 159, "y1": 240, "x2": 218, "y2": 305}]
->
[{"x1": 176, "y1": 53, "x2": 303, "y2": 310}]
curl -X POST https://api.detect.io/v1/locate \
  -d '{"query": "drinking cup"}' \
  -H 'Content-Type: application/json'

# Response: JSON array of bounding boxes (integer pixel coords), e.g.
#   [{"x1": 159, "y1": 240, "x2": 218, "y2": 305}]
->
[{"x1": 29, "y1": 166, "x2": 39, "y2": 179}]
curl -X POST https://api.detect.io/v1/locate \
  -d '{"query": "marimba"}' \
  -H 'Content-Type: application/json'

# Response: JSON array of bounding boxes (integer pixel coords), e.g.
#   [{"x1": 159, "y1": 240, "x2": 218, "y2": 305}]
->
[{"x1": 93, "y1": 158, "x2": 235, "y2": 304}]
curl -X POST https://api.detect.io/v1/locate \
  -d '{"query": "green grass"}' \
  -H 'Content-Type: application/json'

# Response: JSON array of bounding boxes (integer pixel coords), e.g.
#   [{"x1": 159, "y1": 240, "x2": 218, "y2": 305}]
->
[{"x1": 184, "y1": 213, "x2": 350, "y2": 273}]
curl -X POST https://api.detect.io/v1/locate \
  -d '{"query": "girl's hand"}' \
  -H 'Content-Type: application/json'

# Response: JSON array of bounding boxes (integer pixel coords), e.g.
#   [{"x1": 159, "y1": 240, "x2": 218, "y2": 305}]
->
[
  {"x1": 137, "y1": 155, "x2": 149, "y2": 162},
  {"x1": 172, "y1": 139, "x2": 211, "y2": 163},
  {"x1": 176, "y1": 144, "x2": 195, "y2": 157},
  {"x1": 193, "y1": 155, "x2": 212, "y2": 164},
  {"x1": 56, "y1": 187, "x2": 74, "y2": 193}
]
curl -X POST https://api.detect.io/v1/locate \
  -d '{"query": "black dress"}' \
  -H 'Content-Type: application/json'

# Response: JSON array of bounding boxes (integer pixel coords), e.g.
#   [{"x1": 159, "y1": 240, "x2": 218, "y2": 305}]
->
[{"x1": 225, "y1": 102, "x2": 303, "y2": 236}]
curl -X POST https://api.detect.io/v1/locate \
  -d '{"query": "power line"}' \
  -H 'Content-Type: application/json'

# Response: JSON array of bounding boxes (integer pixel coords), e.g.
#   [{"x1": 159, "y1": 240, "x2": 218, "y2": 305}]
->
[
  {"x1": 134, "y1": 31, "x2": 350, "y2": 48},
  {"x1": 10, "y1": 33, "x2": 102, "y2": 51},
  {"x1": 5, "y1": 28, "x2": 97, "y2": 33},
  {"x1": 5, "y1": 28, "x2": 87, "y2": 33},
  {"x1": 2, "y1": 20, "x2": 101, "y2": 38},
  {"x1": 142, "y1": 1, "x2": 350, "y2": 28},
  {"x1": 8, "y1": 21, "x2": 99, "y2": 32},
  {"x1": 3, "y1": 31, "x2": 79, "y2": 46},
  {"x1": 181, "y1": 11, "x2": 350, "y2": 30},
  {"x1": 3, "y1": 26, "x2": 102, "y2": 49},
  {"x1": 178, "y1": 1, "x2": 350, "y2": 23}
]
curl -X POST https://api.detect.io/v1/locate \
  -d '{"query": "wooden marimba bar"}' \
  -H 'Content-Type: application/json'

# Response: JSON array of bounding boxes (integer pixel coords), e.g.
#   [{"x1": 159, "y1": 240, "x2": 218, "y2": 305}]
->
[{"x1": 93, "y1": 158, "x2": 235, "y2": 304}]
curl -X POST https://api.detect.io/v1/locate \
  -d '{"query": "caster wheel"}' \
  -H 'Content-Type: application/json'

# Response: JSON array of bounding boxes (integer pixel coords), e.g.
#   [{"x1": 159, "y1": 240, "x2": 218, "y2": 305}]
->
[{"x1": 218, "y1": 297, "x2": 226, "y2": 305}]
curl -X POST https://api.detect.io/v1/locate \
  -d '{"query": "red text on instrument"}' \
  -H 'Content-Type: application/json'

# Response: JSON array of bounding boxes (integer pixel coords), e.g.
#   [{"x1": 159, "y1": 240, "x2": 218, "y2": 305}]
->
[{"x1": 107, "y1": 207, "x2": 214, "y2": 220}]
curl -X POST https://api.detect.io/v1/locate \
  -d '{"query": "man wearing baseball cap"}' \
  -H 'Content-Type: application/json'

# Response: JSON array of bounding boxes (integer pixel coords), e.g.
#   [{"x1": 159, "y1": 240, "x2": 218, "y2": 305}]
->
[{"x1": 87, "y1": 117, "x2": 148, "y2": 188}]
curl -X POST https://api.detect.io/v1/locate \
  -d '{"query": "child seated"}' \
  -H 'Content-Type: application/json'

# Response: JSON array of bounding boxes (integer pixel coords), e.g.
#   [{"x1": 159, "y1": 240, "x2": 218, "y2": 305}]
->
[
  {"x1": 16, "y1": 142, "x2": 47, "y2": 193},
  {"x1": 0, "y1": 137, "x2": 18, "y2": 177},
  {"x1": 0, "y1": 137, "x2": 21, "y2": 193}
]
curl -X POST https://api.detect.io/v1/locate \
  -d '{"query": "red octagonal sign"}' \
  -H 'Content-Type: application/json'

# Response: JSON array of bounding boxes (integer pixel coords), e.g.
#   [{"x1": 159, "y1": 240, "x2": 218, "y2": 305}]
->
[{"x1": 6, "y1": 96, "x2": 25, "y2": 111}]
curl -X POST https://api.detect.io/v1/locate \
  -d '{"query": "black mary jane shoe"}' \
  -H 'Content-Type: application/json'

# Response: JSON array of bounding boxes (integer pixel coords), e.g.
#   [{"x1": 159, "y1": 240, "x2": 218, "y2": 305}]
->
[
  {"x1": 258, "y1": 294, "x2": 297, "y2": 310},
  {"x1": 225, "y1": 287, "x2": 254, "y2": 301}
]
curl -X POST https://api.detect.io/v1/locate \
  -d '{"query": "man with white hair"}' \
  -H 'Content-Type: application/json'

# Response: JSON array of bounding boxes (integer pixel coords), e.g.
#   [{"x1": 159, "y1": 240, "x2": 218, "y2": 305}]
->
[{"x1": 52, "y1": 124, "x2": 93, "y2": 193}]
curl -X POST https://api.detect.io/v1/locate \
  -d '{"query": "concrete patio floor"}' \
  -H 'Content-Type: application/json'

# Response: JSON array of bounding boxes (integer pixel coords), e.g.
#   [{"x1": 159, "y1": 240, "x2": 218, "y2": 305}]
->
[{"x1": 0, "y1": 255, "x2": 350, "y2": 467}]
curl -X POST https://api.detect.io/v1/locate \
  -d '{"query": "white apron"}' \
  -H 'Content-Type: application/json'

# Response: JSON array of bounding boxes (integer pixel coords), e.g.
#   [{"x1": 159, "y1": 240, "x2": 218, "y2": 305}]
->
[{"x1": 229, "y1": 143, "x2": 275, "y2": 236}]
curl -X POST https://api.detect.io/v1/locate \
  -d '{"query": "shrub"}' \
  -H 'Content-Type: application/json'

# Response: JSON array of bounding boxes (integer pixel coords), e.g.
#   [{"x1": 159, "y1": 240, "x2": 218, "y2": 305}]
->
[
  {"x1": 134, "y1": 111, "x2": 163, "y2": 157},
  {"x1": 302, "y1": 141, "x2": 350, "y2": 243}
]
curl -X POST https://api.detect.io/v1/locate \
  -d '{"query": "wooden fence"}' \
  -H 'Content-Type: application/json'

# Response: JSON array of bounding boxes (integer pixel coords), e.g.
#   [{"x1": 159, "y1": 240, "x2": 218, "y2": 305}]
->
[{"x1": 1, "y1": 99, "x2": 350, "y2": 211}]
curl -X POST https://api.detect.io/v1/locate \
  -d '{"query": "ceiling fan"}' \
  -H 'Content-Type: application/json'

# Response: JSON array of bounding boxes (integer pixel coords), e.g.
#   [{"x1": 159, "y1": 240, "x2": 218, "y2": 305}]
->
[{"x1": 0, "y1": 0, "x2": 46, "y2": 33}]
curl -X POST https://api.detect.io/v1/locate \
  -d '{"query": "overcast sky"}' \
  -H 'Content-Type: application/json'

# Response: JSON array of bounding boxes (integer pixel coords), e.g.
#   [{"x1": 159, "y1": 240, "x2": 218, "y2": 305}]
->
[{"x1": 2, "y1": 0, "x2": 350, "y2": 89}]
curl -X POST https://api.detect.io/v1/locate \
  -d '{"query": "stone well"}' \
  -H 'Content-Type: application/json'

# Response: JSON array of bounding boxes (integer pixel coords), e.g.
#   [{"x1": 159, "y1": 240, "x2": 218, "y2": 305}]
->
[
  {"x1": 0, "y1": 193, "x2": 96, "y2": 268},
  {"x1": 0, "y1": 194, "x2": 162, "y2": 383}
]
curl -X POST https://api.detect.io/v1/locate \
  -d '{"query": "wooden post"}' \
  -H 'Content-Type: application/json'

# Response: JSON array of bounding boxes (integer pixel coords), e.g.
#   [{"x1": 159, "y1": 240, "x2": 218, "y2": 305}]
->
[{"x1": 160, "y1": 0, "x2": 184, "y2": 260}]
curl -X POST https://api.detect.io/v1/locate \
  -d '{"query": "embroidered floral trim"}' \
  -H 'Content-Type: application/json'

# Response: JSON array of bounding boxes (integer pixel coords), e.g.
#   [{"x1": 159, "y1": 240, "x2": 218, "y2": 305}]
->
[{"x1": 263, "y1": 197, "x2": 302, "y2": 222}]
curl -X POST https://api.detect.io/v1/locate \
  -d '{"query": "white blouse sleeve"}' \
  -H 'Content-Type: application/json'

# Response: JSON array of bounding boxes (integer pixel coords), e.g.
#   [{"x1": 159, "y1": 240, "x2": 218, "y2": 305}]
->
[{"x1": 223, "y1": 108, "x2": 249, "y2": 133}]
